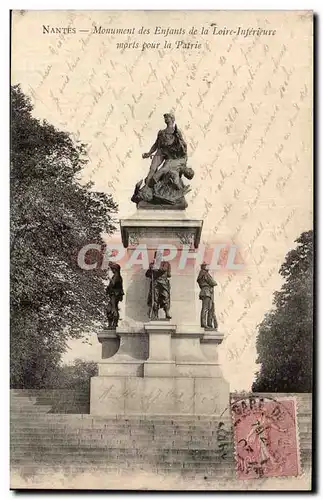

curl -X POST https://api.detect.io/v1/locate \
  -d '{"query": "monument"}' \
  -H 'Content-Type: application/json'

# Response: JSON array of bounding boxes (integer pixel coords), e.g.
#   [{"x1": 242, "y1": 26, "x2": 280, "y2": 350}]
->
[{"x1": 90, "y1": 113, "x2": 230, "y2": 416}]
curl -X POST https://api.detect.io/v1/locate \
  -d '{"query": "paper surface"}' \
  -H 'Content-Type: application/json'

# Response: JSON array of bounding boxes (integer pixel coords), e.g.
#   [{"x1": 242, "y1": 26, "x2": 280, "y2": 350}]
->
[{"x1": 10, "y1": 10, "x2": 313, "y2": 490}]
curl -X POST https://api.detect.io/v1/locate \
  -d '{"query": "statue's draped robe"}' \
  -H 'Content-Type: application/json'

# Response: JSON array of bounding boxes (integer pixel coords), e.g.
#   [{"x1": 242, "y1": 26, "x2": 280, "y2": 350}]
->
[{"x1": 145, "y1": 262, "x2": 171, "y2": 312}]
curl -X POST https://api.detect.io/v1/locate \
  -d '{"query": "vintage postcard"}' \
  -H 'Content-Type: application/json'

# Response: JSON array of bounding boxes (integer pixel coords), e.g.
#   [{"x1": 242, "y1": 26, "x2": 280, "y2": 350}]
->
[{"x1": 10, "y1": 10, "x2": 313, "y2": 491}]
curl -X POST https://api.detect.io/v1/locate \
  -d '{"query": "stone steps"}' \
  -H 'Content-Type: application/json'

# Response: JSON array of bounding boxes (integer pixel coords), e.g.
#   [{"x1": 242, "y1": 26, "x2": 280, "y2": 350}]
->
[
  {"x1": 10, "y1": 426, "x2": 231, "y2": 436},
  {"x1": 11, "y1": 415, "x2": 231, "y2": 422},
  {"x1": 11, "y1": 457, "x2": 234, "y2": 468},
  {"x1": 11, "y1": 444, "x2": 233, "y2": 454},
  {"x1": 10, "y1": 402, "x2": 52, "y2": 412},
  {"x1": 11, "y1": 442, "x2": 310, "y2": 455},
  {"x1": 11, "y1": 451, "x2": 234, "y2": 463},
  {"x1": 11, "y1": 434, "x2": 232, "y2": 443},
  {"x1": 10, "y1": 410, "x2": 232, "y2": 421},
  {"x1": 11, "y1": 420, "x2": 233, "y2": 432},
  {"x1": 10, "y1": 391, "x2": 312, "y2": 476}
]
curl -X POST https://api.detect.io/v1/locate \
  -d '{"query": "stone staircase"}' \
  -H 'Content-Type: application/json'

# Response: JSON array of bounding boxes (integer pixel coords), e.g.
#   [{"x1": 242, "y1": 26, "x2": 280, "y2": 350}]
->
[
  {"x1": 10, "y1": 391, "x2": 312, "y2": 480},
  {"x1": 11, "y1": 390, "x2": 234, "y2": 478}
]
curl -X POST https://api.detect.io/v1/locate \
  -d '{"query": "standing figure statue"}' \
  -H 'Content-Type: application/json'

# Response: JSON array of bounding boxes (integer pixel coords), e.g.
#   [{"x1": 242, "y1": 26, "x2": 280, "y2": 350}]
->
[
  {"x1": 106, "y1": 262, "x2": 124, "y2": 328},
  {"x1": 142, "y1": 111, "x2": 187, "y2": 187},
  {"x1": 197, "y1": 263, "x2": 218, "y2": 330},
  {"x1": 145, "y1": 251, "x2": 171, "y2": 320}
]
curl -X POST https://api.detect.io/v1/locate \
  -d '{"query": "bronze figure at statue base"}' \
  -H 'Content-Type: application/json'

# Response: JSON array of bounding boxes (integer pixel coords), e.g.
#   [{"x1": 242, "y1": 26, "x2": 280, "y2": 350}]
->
[{"x1": 137, "y1": 198, "x2": 189, "y2": 211}]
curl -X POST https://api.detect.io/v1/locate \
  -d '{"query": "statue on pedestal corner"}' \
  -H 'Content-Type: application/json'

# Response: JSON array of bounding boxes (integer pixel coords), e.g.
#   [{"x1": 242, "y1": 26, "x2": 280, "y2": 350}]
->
[
  {"x1": 106, "y1": 262, "x2": 124, "y2": 328},
  {"x1": 131, "y1": 112, "x2": 194, "y2": 209},
  {"x1": 197, "y1": 263, "x2": 218, "y2": 330},
  {"x1": 145, "y1": 251, "x2": 171, "y2": 320}
]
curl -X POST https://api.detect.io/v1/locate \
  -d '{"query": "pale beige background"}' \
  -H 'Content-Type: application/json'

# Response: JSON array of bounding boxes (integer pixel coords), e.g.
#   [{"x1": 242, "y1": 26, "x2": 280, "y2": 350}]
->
[{"x1": 11, "y1": 10, "x2": 313, "y2": 391}]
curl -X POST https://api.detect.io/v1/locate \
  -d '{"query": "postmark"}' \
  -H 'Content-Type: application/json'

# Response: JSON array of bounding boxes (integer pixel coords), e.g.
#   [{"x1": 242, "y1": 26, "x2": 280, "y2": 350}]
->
[{"x1": 230, "y1": 395, "x2": 300, "y2": 480}]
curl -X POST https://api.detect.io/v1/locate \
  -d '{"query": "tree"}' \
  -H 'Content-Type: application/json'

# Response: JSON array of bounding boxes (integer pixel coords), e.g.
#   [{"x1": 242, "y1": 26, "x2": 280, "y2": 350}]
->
[
  {"x1": 46, "y1": 359, "x2": 98, "y2": 391},
  {"x1": 10, "y1": 84, "x2": 117, "y2": 388},
  {"x1": 252, "y1": 230, "x2": 313, "y2": 393}
]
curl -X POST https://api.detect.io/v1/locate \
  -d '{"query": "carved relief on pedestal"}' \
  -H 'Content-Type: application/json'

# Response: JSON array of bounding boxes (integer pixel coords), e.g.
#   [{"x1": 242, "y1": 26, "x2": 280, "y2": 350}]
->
[
  {"x1": 176, "y1": 230, "x2": 195, "y2": 248},
  {"x1": 128, "y1": 229, "x2": 146, "y2": 247}
]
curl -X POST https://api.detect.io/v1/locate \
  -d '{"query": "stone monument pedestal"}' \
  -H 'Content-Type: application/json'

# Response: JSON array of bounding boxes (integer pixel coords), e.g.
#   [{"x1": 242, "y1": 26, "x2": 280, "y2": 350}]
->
[
  {"x1": 91, "y1": 323, "x2": 229, "y2": 416},
  {"x1": 90, "y1": 208, "x2": 230, "y2": 416}
]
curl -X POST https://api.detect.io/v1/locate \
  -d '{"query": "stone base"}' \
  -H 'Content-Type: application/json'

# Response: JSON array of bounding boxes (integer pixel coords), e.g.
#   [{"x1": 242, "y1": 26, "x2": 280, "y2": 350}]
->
[
  {"x1": 90, "y1": 376, "x2": 230, "y2": 416},
  {"x1": 120, "y1": 209, "x2": 203, "y2": 249},
  {"x1": 96, "y1": 326, "x2": 226, "y2": 379},
  {"x1": 137, "y1": 199, "x2": 187, "y2": 210},
  {"x1": 98, "y1": 359, "x2": 144, "y2": 377}
]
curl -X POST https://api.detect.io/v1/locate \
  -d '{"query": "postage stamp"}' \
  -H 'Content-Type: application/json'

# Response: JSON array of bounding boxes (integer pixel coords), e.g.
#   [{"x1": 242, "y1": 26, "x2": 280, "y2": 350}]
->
[{"x1": 231, "y1": 395, "x2": 300, "y2": 480}]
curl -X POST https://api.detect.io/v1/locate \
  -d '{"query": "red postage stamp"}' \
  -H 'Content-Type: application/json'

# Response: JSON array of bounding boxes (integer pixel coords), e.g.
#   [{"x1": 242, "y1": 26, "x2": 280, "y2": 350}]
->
[{"x1": 231, "y1": 395, "x2": 300, "y2": 480}]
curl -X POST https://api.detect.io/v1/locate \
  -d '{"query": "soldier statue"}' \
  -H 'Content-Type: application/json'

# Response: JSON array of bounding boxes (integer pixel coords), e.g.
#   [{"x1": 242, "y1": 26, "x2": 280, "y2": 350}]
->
[
  {"x1": 106, "y1": 262, "x2": 124, "y2": 328},
  {"x1": 145, "y1": 251, "x2": 171, "y2": 320},
  {"x1": 197, "y1": 262, "x2": 218, "y2": 330}
]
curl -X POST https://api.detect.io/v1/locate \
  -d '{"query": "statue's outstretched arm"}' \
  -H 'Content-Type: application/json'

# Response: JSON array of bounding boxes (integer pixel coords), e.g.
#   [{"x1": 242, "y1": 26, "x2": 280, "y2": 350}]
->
[{"x1": 147, "y1": 141, "x2": 158, "y2": 156}]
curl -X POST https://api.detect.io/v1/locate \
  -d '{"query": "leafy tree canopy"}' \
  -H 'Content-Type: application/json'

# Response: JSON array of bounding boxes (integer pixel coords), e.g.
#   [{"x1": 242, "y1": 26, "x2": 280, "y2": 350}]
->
[
  {"x1": 46, "y1": 359, "x2": 98, "y2": 391},
  {"x1": 11, "y1": 84, "x2": 117, "y2": 388},
  {"x1": 252, "y1": 230, "x2": 313, "y2": 393}
]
